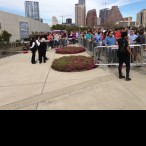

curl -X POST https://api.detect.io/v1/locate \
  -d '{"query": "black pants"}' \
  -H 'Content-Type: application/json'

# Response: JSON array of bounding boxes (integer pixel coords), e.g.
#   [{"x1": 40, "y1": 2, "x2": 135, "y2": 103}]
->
[
  {"x1": 118, "y1": 56, "x2": 130, "y2": 77},
  {"x1": 39, "y1": 51, "x2": 46, "y2": 63},
  {"x1": 49, "y1": 41, "x2": 54, "y2": 48},
  {"x1": 31, "y1": 51, "x2": 36, "y2": 63},
  {"x1": 44, "y1": 50, "x2": 47, "y2": 59}
]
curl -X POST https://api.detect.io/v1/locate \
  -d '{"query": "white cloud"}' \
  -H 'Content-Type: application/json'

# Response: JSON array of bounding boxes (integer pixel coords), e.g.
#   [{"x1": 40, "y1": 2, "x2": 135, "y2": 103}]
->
[{"x1": 0, "y1": 0, "x2": 143, "y2": 24}]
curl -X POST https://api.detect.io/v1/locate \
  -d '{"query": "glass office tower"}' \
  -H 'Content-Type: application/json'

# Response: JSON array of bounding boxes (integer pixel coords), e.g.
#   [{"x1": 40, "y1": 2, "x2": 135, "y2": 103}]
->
[{"x1": 25, "y1": 1, "x2": 40, "y2": 20}]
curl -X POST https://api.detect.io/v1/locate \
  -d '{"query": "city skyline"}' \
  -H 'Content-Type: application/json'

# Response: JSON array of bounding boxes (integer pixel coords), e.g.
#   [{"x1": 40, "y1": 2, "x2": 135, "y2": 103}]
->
[{"x1": 0, "y1": 0, "x2": 145, "y2": 25}]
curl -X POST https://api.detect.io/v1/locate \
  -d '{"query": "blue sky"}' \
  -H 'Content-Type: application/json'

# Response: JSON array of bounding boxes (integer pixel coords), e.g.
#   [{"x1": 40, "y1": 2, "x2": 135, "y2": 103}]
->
[
  {"x1": 119, "y1": 0, "x2": 146, "y2": 20},
  {"x1": 0, "y1": 0, "x2": 145, "y2": 25}
]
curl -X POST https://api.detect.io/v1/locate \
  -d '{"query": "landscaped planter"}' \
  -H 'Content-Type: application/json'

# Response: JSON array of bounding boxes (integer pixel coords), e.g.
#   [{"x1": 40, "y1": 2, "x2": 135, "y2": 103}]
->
[
  {"x1": 52, "y1": 56, "x2": 96, "y2": 72},
  {"x1": 55, "y1": 47, "x2": 86, "y2": 54}
]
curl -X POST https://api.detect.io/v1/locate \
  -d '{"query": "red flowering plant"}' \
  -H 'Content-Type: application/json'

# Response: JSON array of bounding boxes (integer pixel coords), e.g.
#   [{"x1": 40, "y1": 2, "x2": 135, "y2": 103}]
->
[
  {"x1": 52, "y1": 56, "x2": 96, "y2": 72},
  {"x1": 55, "y1": 47, "x2": 86, "y2": 54}
]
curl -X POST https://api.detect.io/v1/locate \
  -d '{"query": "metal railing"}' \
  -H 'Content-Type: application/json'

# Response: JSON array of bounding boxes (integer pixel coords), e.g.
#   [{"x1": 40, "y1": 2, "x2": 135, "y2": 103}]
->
[
  {"x1": 78, "y1": 38, "x2": 146, "y2": 66},
  {"x1": 78, "y1": 37, "x2": 97, "y2": 56},
  {"x1": 94, "y1": 44, "x2": 146, "y2": 66}
]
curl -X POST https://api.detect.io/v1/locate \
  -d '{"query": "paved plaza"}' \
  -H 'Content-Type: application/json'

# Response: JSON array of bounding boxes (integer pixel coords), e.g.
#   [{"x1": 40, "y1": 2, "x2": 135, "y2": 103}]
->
[{"x1": 0, "y1": 48, "x2": 146, "y2": 110}]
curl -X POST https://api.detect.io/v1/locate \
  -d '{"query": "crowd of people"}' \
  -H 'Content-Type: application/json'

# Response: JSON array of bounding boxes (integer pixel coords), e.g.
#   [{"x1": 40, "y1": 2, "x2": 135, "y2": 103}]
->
[
  {"x1": 29, "y1": 27, "x2": 146, "y2": 81},
  {"x1": 78, "y1": 27, "x2": 146, "y2": 81},
  {"x1": 78, "y1": 27, "x2": 146, "y2": 46}
]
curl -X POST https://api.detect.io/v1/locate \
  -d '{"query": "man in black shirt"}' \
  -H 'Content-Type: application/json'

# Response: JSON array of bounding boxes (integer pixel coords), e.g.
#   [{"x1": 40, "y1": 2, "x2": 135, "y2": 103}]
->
[{"x1": 117, "y1": 32, "x2": 134, "y2": 81}]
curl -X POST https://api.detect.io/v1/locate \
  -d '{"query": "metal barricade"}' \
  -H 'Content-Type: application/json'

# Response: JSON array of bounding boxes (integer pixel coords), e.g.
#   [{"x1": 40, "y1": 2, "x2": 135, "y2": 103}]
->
[
  {"x1": 94, "y1": 45, "x2": 146, "y2": 66},
  {"x1": 78, "y1": 38, "x2": 146, "y2": 67},
  {"x1": 78, "y1": 37, "x2": 83, "y2": 46},
  {"x1": 142, "y1": 44, "x2": 146, "y2": 64},
  {"x1": 78, "y1": 37, "x2": 95, "y2": 56},
  {"x1": 94, "y1": 45, "x2": 119, "y2": 66}
]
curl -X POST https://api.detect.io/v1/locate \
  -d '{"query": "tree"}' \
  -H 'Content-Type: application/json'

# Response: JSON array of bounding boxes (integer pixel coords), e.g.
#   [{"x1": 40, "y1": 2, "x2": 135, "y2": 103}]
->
[
  {"x1": 51, "y1": 24, "x2": 89, "y2": 33},
  {"x1": 1, "y1": 30, "x2": 12, "y2": 42}
]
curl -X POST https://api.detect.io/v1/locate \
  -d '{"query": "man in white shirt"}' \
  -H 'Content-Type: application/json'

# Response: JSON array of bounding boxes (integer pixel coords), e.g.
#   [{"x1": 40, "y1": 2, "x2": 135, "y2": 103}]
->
[
  {"x1": 54, "y1": 33, "x2": 60, "y2": 48},
  {"x1": 128, "y1": 30, "x2": 138, "y2": 45},
  {"x1": 128, "y1": 30, "x2": 138, "y2": 62}
]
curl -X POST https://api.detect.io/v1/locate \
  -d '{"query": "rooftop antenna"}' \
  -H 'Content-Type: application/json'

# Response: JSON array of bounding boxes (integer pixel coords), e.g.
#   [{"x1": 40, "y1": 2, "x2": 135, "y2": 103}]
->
[
  {"x1": 59, "y1": 15, "x2": 70, "y2": 24},
  {"x1": 102, "y1": 2, "x2": 109, "y2": 9}
]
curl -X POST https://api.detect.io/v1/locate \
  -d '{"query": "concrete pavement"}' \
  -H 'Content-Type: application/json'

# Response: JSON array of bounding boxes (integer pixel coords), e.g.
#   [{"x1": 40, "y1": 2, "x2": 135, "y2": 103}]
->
[{"x1": 0, "y1": 48, "x2": 146, "y2": 110}]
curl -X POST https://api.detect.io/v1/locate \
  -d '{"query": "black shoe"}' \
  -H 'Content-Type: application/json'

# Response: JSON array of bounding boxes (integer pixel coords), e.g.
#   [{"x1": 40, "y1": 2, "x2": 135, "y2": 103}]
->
[
  {"x1": 32, "y1": 62, "x2": 36, "y2": 64},
  {"x1": 126, "y1": 78, "x2": 131, "y2": 81},
  {"x1": 44, "y1": 61, "x2": 46, "y2": 63},
  {"x1": 39, "y1": 62, "x2": 42, "y2": 64},
  {"x1": 136, "y1": 65, "x2": 141, "y2": 67},
  {"x1": 119, "y1": 76, "x2": 125, "y2": 79}
]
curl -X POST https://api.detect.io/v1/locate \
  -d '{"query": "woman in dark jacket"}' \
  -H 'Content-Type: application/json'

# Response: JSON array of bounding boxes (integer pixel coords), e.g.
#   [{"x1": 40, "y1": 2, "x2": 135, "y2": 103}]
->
[
  {"x1": 117, "y1": 32, "x2": 134, "y2": 81},
  {"x1": 30, "y1": 37, "x2": 37, "y2": 64}
]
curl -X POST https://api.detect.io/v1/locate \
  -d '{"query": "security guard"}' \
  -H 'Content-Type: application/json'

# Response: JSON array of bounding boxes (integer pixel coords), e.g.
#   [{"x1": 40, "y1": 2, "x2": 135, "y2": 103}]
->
[
  {"x1": 30, "y1": 37, "x2": 37, "y2": 64},
  {"x1": 117, "y1": 32, "x2": 134, "y2": 81}
]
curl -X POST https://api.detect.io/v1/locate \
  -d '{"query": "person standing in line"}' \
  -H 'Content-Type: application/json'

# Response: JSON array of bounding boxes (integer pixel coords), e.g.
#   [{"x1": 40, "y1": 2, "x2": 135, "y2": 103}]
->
[
  {"x1": 76, "y1": 31, "x2": 79, "y2": 43},
  {"x1": 63, "y1": 32, "x2": 67, "y2": 47},
  {"x1": 30, "y1": 37, "x2": 37, "y2": 64},
  {"x1": 104, "y1": 31, "x2": 117, "y2": 66},
  {"x1": 136, "y1": 29, "x2": 146, "y2": 44},
  {"x1": 68, "y1": 31, "x2": 73, "y2": 44},
  {"x1": 117, "y1": 32, "x2": 134, "y2": 81},
  {"x1": 86, "y1": 31, "x2": 92, "y2": 41},
  {"x1": 114, "y1": 28, "x2": 121, "y2": 40},
  {"x1": 54, "y1": 33, "x2": 60, "y2": 48},
  {"x1": 72, "y1": 31, "x2": 76, "y2": 44},
  {"x1": 47, "y1": 33, "x2": 53, "y2": 49},
  {"x1": 94, "y1": 31, "x2": 102, "y2": 61},
  {"x1": 94, "y1": 31, "x2": 102, "y2": 46},
  {"x1": 128, "y1": 29, "x2": 138, "y2": 62},
  {"x1": 135, "y1": 29, "x2": 146, "y2": 66}
]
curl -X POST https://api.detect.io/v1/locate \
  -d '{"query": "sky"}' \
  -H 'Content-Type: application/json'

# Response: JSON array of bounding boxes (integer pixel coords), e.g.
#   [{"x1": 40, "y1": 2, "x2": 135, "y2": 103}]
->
[{"x1": 0, "y1": 0, "x2": 145, "y2": 25}]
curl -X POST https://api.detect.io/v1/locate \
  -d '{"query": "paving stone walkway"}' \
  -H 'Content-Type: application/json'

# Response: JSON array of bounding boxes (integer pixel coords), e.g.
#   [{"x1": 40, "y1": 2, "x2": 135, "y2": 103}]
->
[{"x1": 0, "y1": 48, "x2": 146, "y2": 110}]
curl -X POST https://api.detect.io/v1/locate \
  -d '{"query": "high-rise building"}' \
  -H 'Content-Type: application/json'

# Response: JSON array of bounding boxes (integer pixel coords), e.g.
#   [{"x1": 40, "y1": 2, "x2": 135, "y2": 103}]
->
[
  {"x1": 86, "y1": 9, "x2": 97, "y2": 28},
  {"x1": 99, "y1": 6, "x2": 123, "y2": 26},
  {"x1": 75, "y1": 0, "x2": 86, "y2": 27},
  {"x1": 107, "y1": 6, "x2": 123, "y2": 24},
  {"x1": 25, "y1": 1, "x2": 40, "y2": 20},
  {"x1": 79, "y1": 0, "x2": 85, "y2": 5},
  {"x1": 99, "y1": 8, "x2": 110, "y2": 25},
  {"x1": 52, "y1": 16, "x2": 58, "y2": 25},
  {"x1": 66, "y1": 18, "x2": 72, "y2": 24},
  {"x1": 136, "y1": 9, "x2": 146, "y2": 27},
  {"x1": 97, "y1": 17, "x2": 101, "y2": 26}
]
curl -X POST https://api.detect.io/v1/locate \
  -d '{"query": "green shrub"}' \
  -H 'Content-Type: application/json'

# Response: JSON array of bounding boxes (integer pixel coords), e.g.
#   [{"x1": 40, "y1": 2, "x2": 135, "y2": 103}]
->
[
  {"x1": 56, "y1": 47, "x2": 86, "y2": 54},
  {"x1": 52, "y1": 56, "x2": 96, "y2": 72}
]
